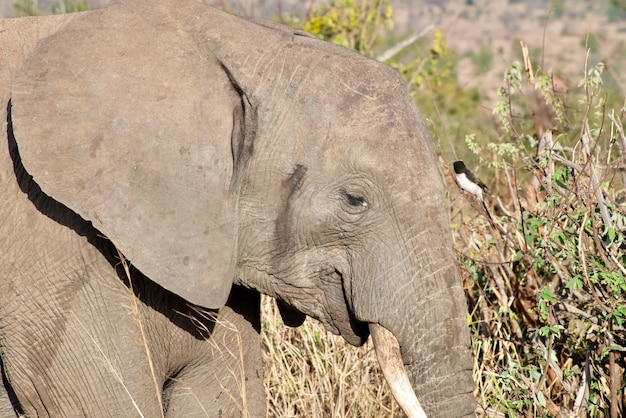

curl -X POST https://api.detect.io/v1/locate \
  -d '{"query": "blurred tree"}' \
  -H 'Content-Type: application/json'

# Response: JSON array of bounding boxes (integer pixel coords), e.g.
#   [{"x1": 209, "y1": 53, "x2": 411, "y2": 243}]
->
[
  {"x1": 11, "y1": 0, "x2": 88, "y2": 16},
  {"x1": 303, "y1": 0, "x2": 393, "y2": 57},
  {"x1": 608, "y1": 0, "x2": 626, "y2": 20},
  {"x1": 11, "y1": 0, "x2": 39, "y2": 16}
]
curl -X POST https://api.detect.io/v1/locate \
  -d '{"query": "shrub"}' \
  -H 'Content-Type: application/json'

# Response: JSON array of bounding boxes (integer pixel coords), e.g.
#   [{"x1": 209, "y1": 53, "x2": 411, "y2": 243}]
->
[{"x1": 458, "y1": 44, "x2": 626, "y2": 417}]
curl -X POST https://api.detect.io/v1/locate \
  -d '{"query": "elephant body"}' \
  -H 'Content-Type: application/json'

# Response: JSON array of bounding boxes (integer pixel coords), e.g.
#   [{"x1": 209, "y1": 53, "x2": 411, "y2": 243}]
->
[
  {"x1": 0, "y1": 12, "x2": 263, "y2": 418},
  {"x1": 0, "y1": 1, "x2": 475, "y2": 417},
  {"x1": 1, "y1": 17, "x2": 265, "y2": 416}
]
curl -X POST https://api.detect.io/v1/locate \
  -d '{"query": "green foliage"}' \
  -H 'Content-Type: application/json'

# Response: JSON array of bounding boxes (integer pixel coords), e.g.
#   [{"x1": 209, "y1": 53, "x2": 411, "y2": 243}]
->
[
  {"x1": 393, "y1": 30, "x2": 484, "y2": 141},
  {"x1": 606, "y1": 0, "x2": 626, "y2": 21},
  {"x1": 468, "y1": 45, "x2": 494, "y2": 75},
  {"x1": 458, "y1": 49, "x2": 626, "y2": 416},
  {"x1": 399, "y1": 29, "x2": 454, "y2": 89},
  {"x1": 11, "y1": 0, "x2": 39, "y2": 16},
  {"x1": 582, "y1": 32, "x2": 602, "y2": 52},
  {"x1": 52, "y1": 1, "x2": 88, "y2": 14},
  {"x1": 303, "y1": 0, "x2": 393, "y2": 57},
  {"x1": 550, "y1": 0, "x2": 566, "y2": 18},
  {"x1": 493, "y1": 62, "x2": 523, "y2": 136},
  {"x1": 11, "y1": 0, "x2": 88, "y2": 16}
]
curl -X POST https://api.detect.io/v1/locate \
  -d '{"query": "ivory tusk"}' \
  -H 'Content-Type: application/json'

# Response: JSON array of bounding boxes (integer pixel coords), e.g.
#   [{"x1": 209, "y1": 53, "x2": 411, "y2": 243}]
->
[{"x1": 369, "y1": 323, "x2": 427, "y2": 418}]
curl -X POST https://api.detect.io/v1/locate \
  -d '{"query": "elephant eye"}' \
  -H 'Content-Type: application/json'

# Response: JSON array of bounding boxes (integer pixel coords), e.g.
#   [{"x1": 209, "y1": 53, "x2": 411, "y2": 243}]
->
[{"x1": 341, "y1": 190, "x2": 368, "y2": 209}]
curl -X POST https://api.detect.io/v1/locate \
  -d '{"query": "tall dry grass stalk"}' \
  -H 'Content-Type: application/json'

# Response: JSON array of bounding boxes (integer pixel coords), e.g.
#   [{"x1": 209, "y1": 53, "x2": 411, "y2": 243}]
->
[
  {"x1": 260, "y1": 295, "x2": 403, "y2": 418},
  {"x1": 117, "y1": 250, "x2": 164, "y2": 418}
]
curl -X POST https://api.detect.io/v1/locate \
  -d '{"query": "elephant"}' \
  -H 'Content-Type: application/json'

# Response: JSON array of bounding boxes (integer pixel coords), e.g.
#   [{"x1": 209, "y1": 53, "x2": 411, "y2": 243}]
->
[{"x1": 0, "y1": 0, "x2": 476, "y2": 416}]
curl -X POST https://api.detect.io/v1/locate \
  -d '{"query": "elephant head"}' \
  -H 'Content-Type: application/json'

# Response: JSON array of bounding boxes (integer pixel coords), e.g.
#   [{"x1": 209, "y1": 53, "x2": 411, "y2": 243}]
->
[{"x1": 8, "y1": 0, "x2": 475, "y2": 415}]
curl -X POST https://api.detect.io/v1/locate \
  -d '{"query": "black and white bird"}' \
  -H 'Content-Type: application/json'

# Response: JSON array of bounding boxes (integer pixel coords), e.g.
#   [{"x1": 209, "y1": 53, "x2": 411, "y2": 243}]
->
[{"x1": 453, "y1": 160, "x2": 493, "y2": 224}]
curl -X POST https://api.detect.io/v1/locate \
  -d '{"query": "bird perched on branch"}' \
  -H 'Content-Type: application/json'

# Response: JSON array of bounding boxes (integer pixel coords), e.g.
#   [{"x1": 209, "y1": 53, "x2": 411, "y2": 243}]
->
[{"x1": 453, "y1": 160, "x2": 494, "y2": 225}]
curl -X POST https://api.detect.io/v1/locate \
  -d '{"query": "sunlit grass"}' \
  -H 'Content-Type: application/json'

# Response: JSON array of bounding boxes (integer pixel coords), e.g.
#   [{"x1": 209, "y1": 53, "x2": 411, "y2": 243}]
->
[{"x1": 260, "y1": 296, "x2": 404, "y2": 418}]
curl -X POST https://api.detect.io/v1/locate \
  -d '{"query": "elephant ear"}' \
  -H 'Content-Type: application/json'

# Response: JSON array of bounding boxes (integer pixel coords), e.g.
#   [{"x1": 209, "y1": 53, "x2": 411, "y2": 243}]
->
[{"x1": 10, "y1": 0, "x2": 242, "y2": 309}]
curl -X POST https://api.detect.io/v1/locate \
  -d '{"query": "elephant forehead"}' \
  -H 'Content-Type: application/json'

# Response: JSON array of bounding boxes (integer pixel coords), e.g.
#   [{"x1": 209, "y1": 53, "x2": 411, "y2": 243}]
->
[
  {"x1": 310, "y1": 62, "x2": 416, "y2": 128},
  {"x1": 297, "y1": 109, "x2": 432, "y2": 179},
  {"x1": 278, "y1": 82, "x2": 425, "y2": 159}
]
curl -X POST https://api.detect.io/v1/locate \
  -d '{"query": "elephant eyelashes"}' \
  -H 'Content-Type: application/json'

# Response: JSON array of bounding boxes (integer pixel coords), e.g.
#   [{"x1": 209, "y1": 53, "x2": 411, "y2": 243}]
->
[{"x1": 341, "y1": 190, "x2": 369, "y2": 209}]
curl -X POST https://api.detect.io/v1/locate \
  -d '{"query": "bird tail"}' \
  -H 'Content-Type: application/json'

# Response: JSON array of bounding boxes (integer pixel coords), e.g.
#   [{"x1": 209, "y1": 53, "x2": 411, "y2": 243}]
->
[
  {"x1": 481, "y1": 200, "x2": 494, "y2": 226},
  {"x1": 481, "y1": 200, "x2": 505, "y2": 234}
]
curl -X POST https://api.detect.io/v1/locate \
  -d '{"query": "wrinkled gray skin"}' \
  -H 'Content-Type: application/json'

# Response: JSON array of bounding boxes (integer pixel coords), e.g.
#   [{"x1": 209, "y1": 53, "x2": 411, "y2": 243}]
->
[{"x1": 0, "y1": 0, "x2": 475, "y2": 416}]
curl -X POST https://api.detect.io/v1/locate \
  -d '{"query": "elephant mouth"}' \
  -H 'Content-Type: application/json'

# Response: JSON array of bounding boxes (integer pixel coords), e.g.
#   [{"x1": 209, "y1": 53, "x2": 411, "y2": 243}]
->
[
  {"x1": 270, "y1": 273, "x2": 423, "y2": 416},
  {"x1": 275, "y1": 294, "x2": 368, "y2": 347},
  {"x1": 336, "y1": 308, "x2": 369, "y2": 347},
  {"x1": 273, "y1": 268, "x2": 368, "y2": 347},
  {"x1": 332, "y1": 268, "x2": 369, "y2": 346}
]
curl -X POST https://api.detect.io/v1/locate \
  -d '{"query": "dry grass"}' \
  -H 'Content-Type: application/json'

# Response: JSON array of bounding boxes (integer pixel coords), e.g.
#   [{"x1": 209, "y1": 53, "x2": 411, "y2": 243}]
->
[{"x1": 260, "y1": 295, "x2": 404, "y2": 418}]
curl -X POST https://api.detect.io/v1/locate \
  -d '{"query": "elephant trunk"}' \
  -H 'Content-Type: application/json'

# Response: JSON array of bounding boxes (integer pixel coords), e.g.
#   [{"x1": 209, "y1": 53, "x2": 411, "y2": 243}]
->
[
  {"x1": 358, "y1": 230, "x2": 476, "y2": 416},
  {"x1": 391, "y1": 256, "x2": 476, "y2": 417},
  {"x1": 370, "y1": 316, "x2": 475, "y2": 417}
]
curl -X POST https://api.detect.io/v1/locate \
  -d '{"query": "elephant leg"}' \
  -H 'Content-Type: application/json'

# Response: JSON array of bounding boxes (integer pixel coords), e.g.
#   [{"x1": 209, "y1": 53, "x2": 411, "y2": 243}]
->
[
  {"x1": 1, "y1": 227, "x2": 170, "y2": 416},
  {"x1": 0, "y1": 359, "x2": 20, "y2": 418},
  {"x1": 2, "y1": 229, "x2": 265, "y2": 417},
  {"x1": 162, "y1": 286, "x2": 265, "y2": 418},
  {"x1": 2, "y1": 223, "x2": 266, "y2": 417}
]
